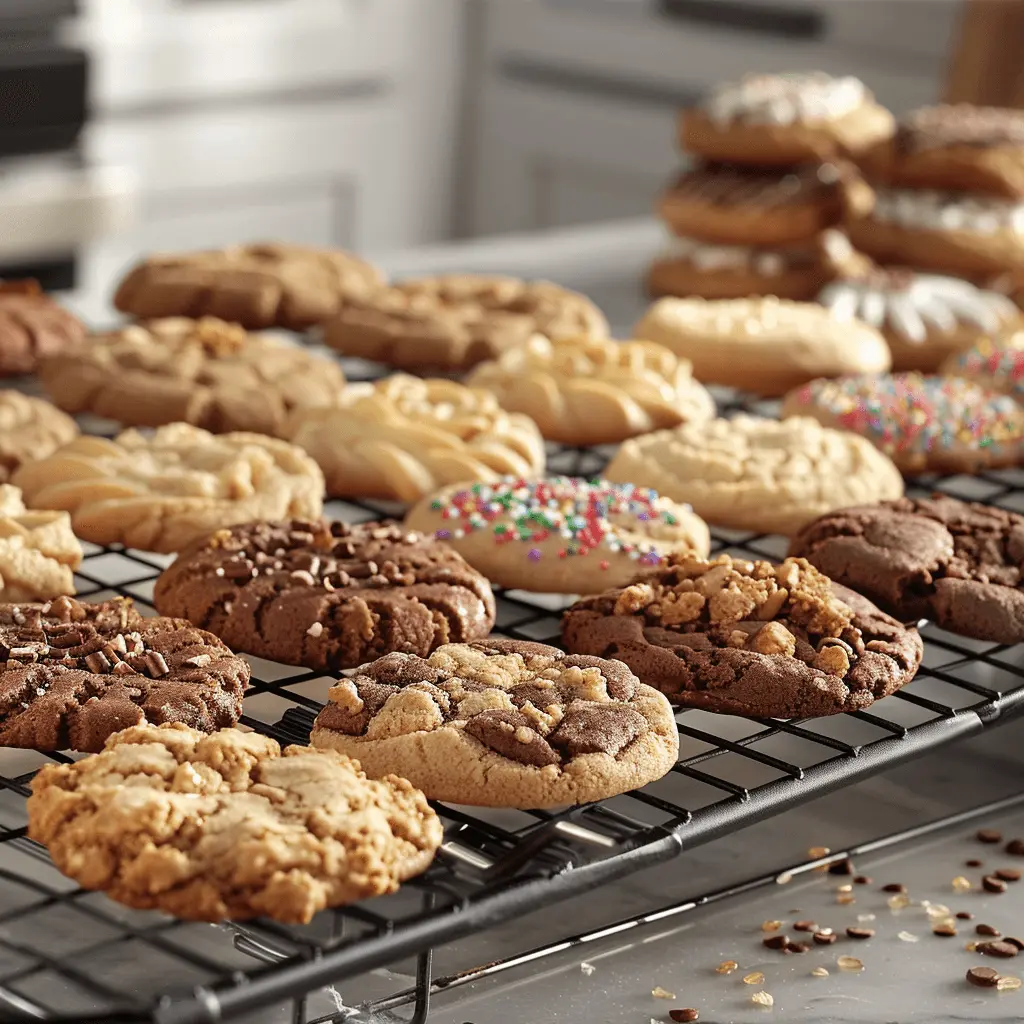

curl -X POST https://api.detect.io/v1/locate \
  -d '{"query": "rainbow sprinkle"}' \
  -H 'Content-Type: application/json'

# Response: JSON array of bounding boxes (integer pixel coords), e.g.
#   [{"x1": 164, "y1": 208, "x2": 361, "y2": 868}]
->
[
  {"x1": 430, "y1": 477, "x2": 680, "y2": 567},
  {"x1": 946, "y1": 344, "x2": 1024, "y2": 401}
]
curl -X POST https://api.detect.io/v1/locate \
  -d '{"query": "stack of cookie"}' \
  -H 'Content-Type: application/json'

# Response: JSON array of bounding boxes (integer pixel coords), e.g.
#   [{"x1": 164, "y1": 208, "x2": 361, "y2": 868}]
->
[{"x1": 649, "y1": 71, "x2": 893, "y2": 301}]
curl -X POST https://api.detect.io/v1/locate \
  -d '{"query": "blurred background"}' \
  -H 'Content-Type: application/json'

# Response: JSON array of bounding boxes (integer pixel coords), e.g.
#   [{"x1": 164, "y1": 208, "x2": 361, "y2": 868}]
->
[{"x1": 1, "y1": 0, "x2": 1021, "y2": 315}]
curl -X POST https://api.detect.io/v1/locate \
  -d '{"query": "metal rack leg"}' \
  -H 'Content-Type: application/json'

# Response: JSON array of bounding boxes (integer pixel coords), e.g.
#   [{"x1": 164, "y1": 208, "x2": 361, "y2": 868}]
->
[{"x1": 409, "y1": 893, "x2": 436, "y2": 1024}]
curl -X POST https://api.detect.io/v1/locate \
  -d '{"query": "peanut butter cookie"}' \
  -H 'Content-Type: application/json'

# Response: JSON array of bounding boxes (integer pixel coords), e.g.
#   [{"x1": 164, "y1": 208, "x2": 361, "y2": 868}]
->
[
  {"x1": 154, "y1": 519, "x2": 496, "y2": 671},
  {"x1": 310, "y1": 639, "x2": 679, "y2": 808},
  {"x1": 0, "y1": 597, "x2": 248, "y2": 751},
  {"x1": 562, "y1": 554, "x2": 923, "y2": 718},
  {"x1": 28, "y1": 723, "x2": 442, "y2": 922},
  {"x1": 0, "y1": 390, "x2": 78, "y2": 484},
  {"x1": 12, "y1": 423, "x2": 324, "y2": 553},
  {"x1": 0, "y1": 280, "x2": 85, "y2": 376},
  {"x1": 0, "y1": 485, "x2": 82, "y2": 602},
  {"x1": 42, "y1": 317, "x2": 346, "y2": 437}
]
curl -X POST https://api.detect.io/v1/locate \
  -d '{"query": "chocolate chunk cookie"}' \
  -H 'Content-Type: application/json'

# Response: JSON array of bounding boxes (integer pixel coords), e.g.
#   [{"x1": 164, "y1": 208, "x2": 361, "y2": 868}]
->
[
  {"x1": 28, "y1": 723, "x2": 442, "y2": 923},
  {"x1": 310, "y1": 639, "x2": 679, "y2": 808},
  {"x1": 0, "y1": 597, "x2": 249, "y2": 751},
  {"x1": 562, "y1": 554, "x2": 922, "y2": 718},
  {"x1": 790, "y1": 496, "x2": 1024, "y2": 643},
  {"x1": 153, "y1": 520, "x2": 496, "y2": 670}
]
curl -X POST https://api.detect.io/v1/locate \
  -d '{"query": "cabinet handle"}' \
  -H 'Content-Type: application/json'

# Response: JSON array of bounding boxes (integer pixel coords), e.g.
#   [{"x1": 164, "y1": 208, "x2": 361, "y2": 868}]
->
[{"x1": 657, "y1": 0, "x2": 825, "y2": 39}]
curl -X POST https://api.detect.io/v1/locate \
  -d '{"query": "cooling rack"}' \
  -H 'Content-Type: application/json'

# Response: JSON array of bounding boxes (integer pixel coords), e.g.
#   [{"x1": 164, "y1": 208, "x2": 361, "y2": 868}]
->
[{"x1": 2, "y1": 377, "x2": 1024, "y2": 1024}]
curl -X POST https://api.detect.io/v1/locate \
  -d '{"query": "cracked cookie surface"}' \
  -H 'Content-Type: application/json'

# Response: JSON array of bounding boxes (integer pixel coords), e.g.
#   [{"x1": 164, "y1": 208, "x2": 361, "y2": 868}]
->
[
  {"x1": 562, "y1": 554, "x2": 922, "y2": 718},
  {"x1": 310, "y1": 638, "x2": 679, "y2": 808},
  {"x1": 0, "y1": 282, "x2": 86, "y2": 376},
  {"x1": 0, "y1": 598, "x2": 248, "y2": 751},
  {"x1": 28, "y1": 723, "x2": 442, "y2": 922},
  {"x1": 0, "y1": 390, "x2": 78, "y2": 484},
  {"x1": 154, "y1": 519, "x2": 496, "y2": 670},
  {"x1": 790, "y1": 496, "x2": 1024, "y2": 643},
  {"x1": 0, "y1": 484, "x2": 82, "y2": 601}
]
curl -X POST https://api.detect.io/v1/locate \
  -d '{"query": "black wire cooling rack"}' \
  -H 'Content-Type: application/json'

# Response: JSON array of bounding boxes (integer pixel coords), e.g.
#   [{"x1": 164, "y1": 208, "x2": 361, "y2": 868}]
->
[{"x1": 3, "y1": 382, "x2": 1024, "y2": 1024}]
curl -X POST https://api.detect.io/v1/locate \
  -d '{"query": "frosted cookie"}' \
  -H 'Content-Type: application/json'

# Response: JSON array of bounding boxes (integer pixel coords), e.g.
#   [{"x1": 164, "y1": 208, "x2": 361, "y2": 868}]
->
[
  {"x1": 633, "y1": 296, "x2": 891, "y2": 396},
  {"x1": 287, "y1": 375, "x2": 545, "y2": 502},
  {"x1": 404, "y1": 477, "x2": 710, "y2": 594},
  {"x1": 28, "y1": 724, "x2": 442, "y2": 922},
  {"x1": 0, "y1": 485, "x2": 81, "y2": 602},
  {"x1": 604, "y1": 416, "x2": 904, "y2": 537},
  {"x1": 464, "y1": 335, "x2": 715, "y2": 446},
  {"x1": 848, "y1": 187, "x2": 1024, "y2": 279},
  {"x1": 0, "y1": 280, "x2": 85, "y2": 377},
  {"x1": 781, "y1": 373, "x2": 1024, "y2": 475},
  {"x1": 647, "y1": 230, "x2": 859, "y2": 302},
  {"x1": 562, "y1": 554, "x2": 922, "y2": 718},
  {"x1": 11, "y1": 424, "x2": 324, "y2": 554},
  {"x1": 791, "y1": 497, "x2": 1024, "y2": 645},
  {"x1": 309, "y1": 639, "x2": 679, "y2": 808},
  {"x1": 42, "y1": 317, "x2": 346, "y2": 437},
  {"x1": 862, "y1": 104, "x2": 1024, "y2": 199},
  {"x1": 941, "y1": 337, "x2": 1024, "y2": 401},
  {"x1": 323, "y1": 274, "x2": 609, "y2": 372},
  {"x1": 819, "y1": 268, "x2": 1023, "y2": 372},
  {"x1": 113, "y1": 243, "x2": 383, "y2": 330},
  {"x1": 153, "y1": 519, "x2": 496, "y2": 671},
  {"x1": 682, "y1": 72, "x2": 894, "y2": 166},
  {"x1": 0, "y1": 390, "x2": 78, "y2": 484}
]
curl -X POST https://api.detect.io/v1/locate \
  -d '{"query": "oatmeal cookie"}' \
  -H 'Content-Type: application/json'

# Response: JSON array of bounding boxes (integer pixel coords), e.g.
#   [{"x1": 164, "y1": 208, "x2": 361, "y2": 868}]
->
[
  {"x1": 0, "y1": 390, "x2": 78, "y2": 484},
  {"x1": 0, "y1": 485, "x2": 82, "y2": 602}
]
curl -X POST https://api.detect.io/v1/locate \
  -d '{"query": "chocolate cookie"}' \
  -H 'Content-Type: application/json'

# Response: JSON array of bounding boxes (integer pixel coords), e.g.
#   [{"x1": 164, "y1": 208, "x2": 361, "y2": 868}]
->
[
  {"x1": 0, "y1": 597, "x2": 249, "y2": 752},
  {"x1": 562, "y1": 554, "x2": 922, "y2": 718},
  {"x1": 0, "y1": 280, "x2": 85, "y2": 376},
  {"x1": 153, "y1": 519, "x2": 496, "y2": 670},
  {"x1": 790, "y1": 497, "x2": 1024, "y2": 644},
  {"x1": 309, "y1": 639, "x2": 680, "y2": 808}
]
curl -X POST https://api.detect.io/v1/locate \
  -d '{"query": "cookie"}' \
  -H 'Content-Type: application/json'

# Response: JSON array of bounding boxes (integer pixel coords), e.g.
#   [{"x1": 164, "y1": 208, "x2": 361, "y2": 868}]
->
[
  {"x1": 818, "y1": 267, "x2": 1023, "y2": 372},
  {"x1": 782, "y1": 373, "x2": 1024, "y2": 475},
  {"x1": 0, "y1": 280, "x2": 86, "y2": 376},
  {"x1": 633, "y1": 296, "x2": 891, "y2": 396},
  {"x1": 11, "y1": 423, "x2": 324, "y2": 554},
  {"x1": 309, "y1": 639, "x2": 679, "y2": 808},
  {"x1": 0, "y1": 485, "x2": 82, "y2": 602},
  {"x1": 682, "y1": 72, "x2": 894, "y2": 166},
  {"x1": 604, "y1": 416, "x2": 904, "y2": 537},
  {"x1": 658, "y1": 164, "x2": 854, "y2": 246},
  {"x1": 0, "y1": 390, "x2": 78, "y2": 483},
  {"x1": 647, "y1": 230, "x2": 858, "y2": 302},
  {"x1": 113, "y1": 243, "x2": 383, "y2": 331},
  {"x1": 861, "y1": 105, "x2": 1024, "y2": 199},
  {"x1": 790, "y1": 497, "x2": 1024, "y2": 644},
  {"x1": 404, "y1": 477, "x2": 711, "y2": 594},
  {"x1": 287, "y1": 375, "x2": 545, "y2": 502},
  {"x1": 153, "y1": 518, "x2": 496, "y2": 671},
  {"x1": 28, "y1": 723, "x2": 441, "y2": 922},
  {"x1": 41, "y1": 317, "x2": 346, "y2": 437},
  {"x1": 322, "y1": 274, "x2": 609, "y2": 372},
  {"x1": 464, "y1": 334, "x2": 715, "y2": 446},
  {"x1": 848, "y1": 187, "x2": 1024, "y2": 279},
  {"x1": 0, "y1": 598, "x2": 248, "y2": 752},
  {"x1": 562, "y1": 554, "x2": 923, "y2": 718},
  {"x1": 941, "y1": 337, "x2": 1024, "y2": 400}
]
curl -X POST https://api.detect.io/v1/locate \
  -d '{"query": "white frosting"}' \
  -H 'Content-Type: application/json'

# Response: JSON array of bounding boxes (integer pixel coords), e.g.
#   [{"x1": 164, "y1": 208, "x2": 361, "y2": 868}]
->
[
  {"x1": 661, "y1": 230, "x2": 851, "y2": 276},
  {"x1": 871, "y1": 187, "x2": 1024, "y2": 236},
  {"x1": 820, "y1": 273, "x2": 1018, "y2": 342},
  {"x1": 705, "y1": 72, "x2": 866, "y2": 126}
]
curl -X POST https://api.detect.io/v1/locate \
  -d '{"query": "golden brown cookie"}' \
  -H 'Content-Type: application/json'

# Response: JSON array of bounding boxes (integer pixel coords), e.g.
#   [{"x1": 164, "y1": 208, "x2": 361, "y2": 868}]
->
[
  {"x1": 322, "y1": 274, "x2": 609, "y2": 372},
  {"x1": 861, "y1": 105, "x2": 1024, "y2": 199},
  {"x1": 682, "y1": 72, "x2": 894, "y2": 166},
  {"x1": 0, "y1": 484, "x2": 82, "y2": 602},
  {"x1": 12, "y1": 424, "x2": 324, "y2": 553},
  {"x1": 113, "y1": 243, "x2": 383, "y2": 330},
  {"x1": 288, "y1": 375, "x2": 545, "y2": 502},
  {"x1": 404, "y1": 477, "x2": 710, "y2": 594},
  {"x1": 28, "y1": 723, "x2": 442, "y2": 922},
  {"x1": 310, "y1": 639, "x2": 679, "y2": 809},
  {"x1": 41, "y1": 317, "x2": 346, "y2": 437},
  {"x1": 633, "y1": 295, "x2": 891, "y2": 396},
  {"x1": 604, "y1": 416, "x2": 904, "y2": 537},
  {"x1": 0, "y1": 280, "x2": 85, "y2": 376},
  {"x1": 0, "y1": 390, "x2": 78, "y2": 483},
  {"x1": 464, "y1": 334, "x2": 714, "y2": 445},
  {"x1": 818, "y1": 267, "x2": 1023, "y2": 372}
]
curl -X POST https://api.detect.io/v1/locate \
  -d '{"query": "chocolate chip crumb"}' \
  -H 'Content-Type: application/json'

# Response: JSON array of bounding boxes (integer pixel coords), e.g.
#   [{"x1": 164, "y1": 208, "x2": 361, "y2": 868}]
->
[
  {"x1": 813, "y1": 931, "x2": 838, "y2": 945},
  {"x1": 1005, "y1": 937, "x2": 1024, "y2": 951},
  {"x1": 957, "y1": 912, "x2": 974, "y2": 921},
  {"x1": 793, "y1": 920, "x2": 818, "y2": 932},
  {"x1": 966, "y1": 859, "x2": 984, "y2": 868},
  {"x1": 670, "y1": 1012, "x2": 699, "y2": 1023},
  {"x1": 977, "y1": 829, "x2": 1003, "y2": 844},
  {"x1": 846, "y1": 927, "x2": 874, "y2": 939},
  {"x1": 853, "y1": 875, "x2": 872, "y2": 885},
  {"x1": 977, "y1": 924, "x2": 1001, "y2": 936},
  {"x1": 829, "y1": 859, "x2": 854, "y2": 875},
  {"x1": 977, "y1": 940, "x2": 1019, "y2": 959},
  {"x1": 967, "y1": 966, "x2": 1001, "y2": 988},
  {"x1": 983, "y1": 876, "x2": 1009, "y2": 894},
  {"x1": 996, "y1": 867, "x2": 1022, "y2": 882},
  {"x1": 786, "y1": 941, "x2": 810, "y2": 954},
  {"x1": 1006, "y1": 839, "x2": 1024, "y2": 856},
  {"x1": 763, "y1": 934, "x2": 789, "y2": 950},
  {"x1": 881, "y1": 883, "x2": 907, "y2": 893}
]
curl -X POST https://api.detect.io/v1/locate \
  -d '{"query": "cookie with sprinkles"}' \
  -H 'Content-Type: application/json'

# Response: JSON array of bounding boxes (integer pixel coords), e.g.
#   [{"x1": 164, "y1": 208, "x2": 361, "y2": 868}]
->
[
  {"x1": 941, "y1": 337, "x2": 1024, "y2": 401},
  {"x1": 403, "y1": 477, "x2": 710, "y2": 595},
  {"x1": 781, "y1": 373, "x2": 1024, "y2": 475}
]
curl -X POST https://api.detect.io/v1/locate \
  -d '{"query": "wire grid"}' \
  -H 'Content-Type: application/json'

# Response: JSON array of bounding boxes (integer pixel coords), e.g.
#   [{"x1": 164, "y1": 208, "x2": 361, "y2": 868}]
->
[{"x1": 2, "y1": 399, "x2": 1024, "y2": 1023}]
